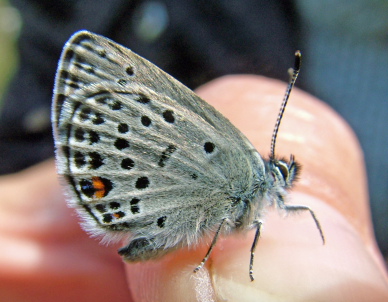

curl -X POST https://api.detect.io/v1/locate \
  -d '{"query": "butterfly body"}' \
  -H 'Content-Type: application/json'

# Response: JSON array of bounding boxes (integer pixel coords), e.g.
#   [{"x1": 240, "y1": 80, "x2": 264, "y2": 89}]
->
[{"x1": 52, "y1": 31, "x2": 322, "y2": 278}]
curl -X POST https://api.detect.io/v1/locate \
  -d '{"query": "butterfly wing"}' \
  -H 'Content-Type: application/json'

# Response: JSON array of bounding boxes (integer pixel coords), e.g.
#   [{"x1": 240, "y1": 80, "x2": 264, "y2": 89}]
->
[{"x1": 52, "y1": 31, "x2": 266, "y2": 258}]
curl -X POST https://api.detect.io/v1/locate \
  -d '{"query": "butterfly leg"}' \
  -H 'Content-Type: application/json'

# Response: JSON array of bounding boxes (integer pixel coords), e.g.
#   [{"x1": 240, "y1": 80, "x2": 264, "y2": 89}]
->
[
  {"x1": 280, "y1": 203, "x2": 325, "y2": 244},
  {"x1": 194, "y1": 218, "x2": 226, "y2": 273},
  {"x1": 249, "y1": 220, "x2": 263, "y2": 281}
]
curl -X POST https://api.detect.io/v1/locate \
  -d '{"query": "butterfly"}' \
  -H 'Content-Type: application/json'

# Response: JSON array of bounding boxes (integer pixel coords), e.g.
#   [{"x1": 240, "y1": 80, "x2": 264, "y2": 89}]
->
[{"x1": 52, "y1": 30, "x2": 324, "y2": 281}]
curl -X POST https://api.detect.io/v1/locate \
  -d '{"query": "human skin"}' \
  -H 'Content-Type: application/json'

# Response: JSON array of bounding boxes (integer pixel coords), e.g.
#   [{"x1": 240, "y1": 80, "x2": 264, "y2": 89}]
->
[{"x1": 0, "y1": 75, "x2": 387, "y2": 301}]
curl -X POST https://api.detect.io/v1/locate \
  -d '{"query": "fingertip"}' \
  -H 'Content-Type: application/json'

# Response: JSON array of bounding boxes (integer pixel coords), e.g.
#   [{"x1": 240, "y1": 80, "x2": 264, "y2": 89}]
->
[{"x1": 122, "y1": 246, "x2": 216, "y2": 301}]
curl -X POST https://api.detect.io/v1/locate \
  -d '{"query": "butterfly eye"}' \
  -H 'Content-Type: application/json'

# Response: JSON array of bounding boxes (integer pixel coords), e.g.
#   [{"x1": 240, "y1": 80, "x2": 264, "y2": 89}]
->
[{"x1": 275, "y1": 161, "x2": 289, "y2": 181}]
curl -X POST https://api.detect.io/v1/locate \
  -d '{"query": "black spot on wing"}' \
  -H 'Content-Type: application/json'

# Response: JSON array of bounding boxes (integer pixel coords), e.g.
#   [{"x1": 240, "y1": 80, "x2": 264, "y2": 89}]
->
[{"x1": 158, "y1": 145, "x2": 177, "y2": 167}]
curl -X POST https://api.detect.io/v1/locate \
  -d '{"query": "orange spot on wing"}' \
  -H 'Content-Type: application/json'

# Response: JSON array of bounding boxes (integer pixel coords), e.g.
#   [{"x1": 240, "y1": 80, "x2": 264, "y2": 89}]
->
[{"x1": 92, "y1": 176, "x2": 106, "y2": 199}]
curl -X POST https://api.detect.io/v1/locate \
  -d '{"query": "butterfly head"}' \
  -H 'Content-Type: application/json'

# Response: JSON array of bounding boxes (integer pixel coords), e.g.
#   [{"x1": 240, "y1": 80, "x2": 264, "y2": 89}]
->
[{"x1": 267, "y1": 155, "x2": 300, "y2": 189}]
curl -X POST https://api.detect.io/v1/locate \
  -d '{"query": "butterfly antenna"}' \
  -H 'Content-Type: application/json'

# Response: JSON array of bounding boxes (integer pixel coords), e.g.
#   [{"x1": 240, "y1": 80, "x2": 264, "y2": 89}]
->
[{"x1": 270, "y1": 50, "x2": 302, "y2": 159}]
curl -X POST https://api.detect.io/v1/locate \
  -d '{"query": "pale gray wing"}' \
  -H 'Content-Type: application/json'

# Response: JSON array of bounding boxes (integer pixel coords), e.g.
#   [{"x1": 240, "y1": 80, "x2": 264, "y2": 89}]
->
[
  {"x1": 52, "y1": 31, "x2": 265, "y2": 248},
  {"x1": 53, "y1": 30, "x2": 255, "y2": 143}
]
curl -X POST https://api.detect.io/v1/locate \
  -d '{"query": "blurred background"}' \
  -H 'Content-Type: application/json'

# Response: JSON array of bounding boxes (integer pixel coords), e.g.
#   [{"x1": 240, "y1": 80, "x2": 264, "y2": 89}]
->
[
  {"x1": 0, "y1": 0, "x2": 387, "y2": 263},
  {"x1": 0, "y1": 0, "x2": 20, "y2": 102}
]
